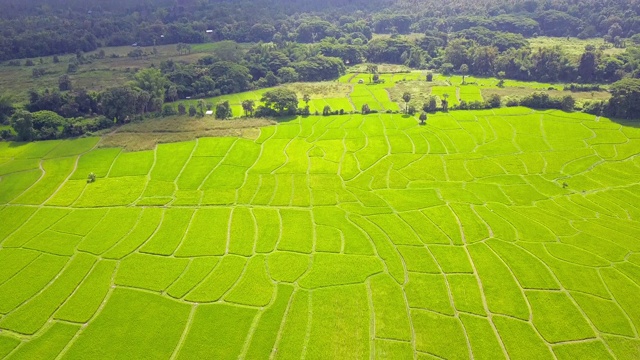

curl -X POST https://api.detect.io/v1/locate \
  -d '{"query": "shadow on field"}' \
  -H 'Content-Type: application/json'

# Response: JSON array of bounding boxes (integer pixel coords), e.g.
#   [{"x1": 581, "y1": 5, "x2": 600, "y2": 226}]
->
[
  {"x1": 609, "y1": 117, "x2": 640, "y2": 128},
  {"x1": 275, "y1": 115, "x2": 299, "y2": 123}
]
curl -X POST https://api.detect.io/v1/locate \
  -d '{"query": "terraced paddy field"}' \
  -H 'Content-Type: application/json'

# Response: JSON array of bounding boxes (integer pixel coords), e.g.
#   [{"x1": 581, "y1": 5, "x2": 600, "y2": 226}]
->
[{"x1": 1, "y1": 107, "x2": 640, "y2": 359}]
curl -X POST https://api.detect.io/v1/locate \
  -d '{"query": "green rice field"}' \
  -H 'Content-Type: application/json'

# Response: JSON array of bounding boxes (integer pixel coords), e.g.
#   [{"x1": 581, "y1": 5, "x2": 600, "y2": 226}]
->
[{"x1": 1, "y1": 107, "x2": 640, "y2": 359}]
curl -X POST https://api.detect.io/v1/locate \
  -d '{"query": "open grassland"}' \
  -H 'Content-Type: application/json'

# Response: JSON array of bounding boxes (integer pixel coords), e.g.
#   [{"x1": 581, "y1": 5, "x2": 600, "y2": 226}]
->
[
  {"x1": 530, "y1": 37, "x2": 627, "y2": 60},
  {"x1": 1, "y1": 107, "x2": 640, "y2": 359}
]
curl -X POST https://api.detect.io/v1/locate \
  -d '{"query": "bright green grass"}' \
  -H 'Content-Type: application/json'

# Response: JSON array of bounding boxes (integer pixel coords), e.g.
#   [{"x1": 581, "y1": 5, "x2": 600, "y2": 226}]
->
[
  {"x1": 70, "y1": 148, "x2": 121, "y2": 180},
  {"x1": 5, "y1": 322, "x2": 79, "y2": 360},
  {"x1": 55, "y1": 260, "x2": 117, "y2": 323},
  {"x1": 177, "y1": 303, "x2": 257, "y2": 360},
  {"x1": 64, "y1": 288, "x2": 191, "y2": 359},
  {"x1": 224, "y1": 255, "x2": 274, "y2": 306},
  {"x1": 0, "y1": 253, "x2": 95, "y2": 334},
  {"x1": 0, "y1": 106, "x2": 640, "y2": 358},
  {"x1": 306, "y1": 284, "x2": 370, "y2": 359}
]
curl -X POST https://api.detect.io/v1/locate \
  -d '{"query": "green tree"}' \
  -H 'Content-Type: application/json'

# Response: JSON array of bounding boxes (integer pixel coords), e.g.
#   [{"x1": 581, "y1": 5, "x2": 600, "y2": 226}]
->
[
  {"x1": 261, "y1": 88, "x2": 298, "y2": 115},
  {"x1": 99, "y1": 86, "x2": 140, "y2": 123},
  {"x1": 242, "y1": 100, "x2": 255, "y2": 117},
  {"x1": 133, "y1": 68, "x2": 168, "y2": 107},
  {"x1": 322, "y1": 105, "x2": 332, "y2": 116},
  {"x1": 459, "y1": 64, "x2": 469, "y2": 84},
  {"x1": 10, "y1": 110, "x2": 34, "y2": 141},
  {"x1": 278, "y1": 67, "x2": 299, "y2": 83},
  {"x1": 402, "y1": 92, "x2": 411, "y2": 113},
  {"x1": 366, "y1": 64, "x2": 379, "y2": 83},
  {"x1": 197, "y1": 99, "x2": 206, "y2": 116},
  {"x1": 442, "y1": 94, "x2": 450, "y2": 112},
  {"x1": 419, "y1": 112, "x2": 427, "y2": 125},
  {"x1": 58, "y1": 75, "x2": 72, "y2": 91},
  {"x1": 0, "y1": 94, "x2": 15, "y2": 123},
  {"x1": 188, "y1": 105, "x2": 197, "y2": 117},
  {"x1": 578, "y1": 49, "x2": 598, "y2": 83},
  {"x1": 561, "y1": 95, "x2": 575, "y2": 112},
  {"x1": 303, "y1": 94, "x2": 311, "y2": 105},
  {"x1": 178, "y1": 103, "x2": 186, "y2": 115},
  {"x1": 361, "y1": 103, "x2": 371, "y2": 114},
  {"x1": 162, "y1": 104, "x2": 177, "y2": 116},
  {"x1": 215, "y1": 101, "x2": 233, "y2": 119},
  {"x1": 608, "y1": 79, "x2": 640, "y2": 119}
]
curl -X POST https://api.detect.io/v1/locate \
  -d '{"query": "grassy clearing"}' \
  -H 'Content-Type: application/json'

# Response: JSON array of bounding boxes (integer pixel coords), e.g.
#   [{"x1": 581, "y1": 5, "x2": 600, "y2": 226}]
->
[{"x1": 1, "y1": 96, "x2": 640, "y2": 358}]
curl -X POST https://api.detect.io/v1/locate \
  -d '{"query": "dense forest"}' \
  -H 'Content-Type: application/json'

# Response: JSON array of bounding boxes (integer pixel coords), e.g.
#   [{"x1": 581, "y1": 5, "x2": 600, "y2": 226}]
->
[
  {"x1": 1, "y1": 0, "x2": 640, "y2": 141},
  {"x1": 1, "y1": 0, "x2": 639, "y2": 60}
]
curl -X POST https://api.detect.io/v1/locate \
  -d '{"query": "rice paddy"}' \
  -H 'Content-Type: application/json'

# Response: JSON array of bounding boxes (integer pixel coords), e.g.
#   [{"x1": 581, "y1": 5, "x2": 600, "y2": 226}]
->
[{"x1": 0, "y1": 106, "x2": 640, "y2": 359}]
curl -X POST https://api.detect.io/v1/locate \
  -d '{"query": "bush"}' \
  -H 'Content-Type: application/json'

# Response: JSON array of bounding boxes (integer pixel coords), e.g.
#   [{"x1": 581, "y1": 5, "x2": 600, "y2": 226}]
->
[
  {"x1": 505, "y1": 97, "x2": 520, "y2": 107},
  {"x1": 24, "y1": 59, "x2": 35, "y2": 66},
  {"x1": 582, "y1": 100, "x2": 607, "y2": 116},
  {"x1": 486, "y1": 94, "x2": 501, "y2": 108},
  {"x1": 162, "y1": 105, "x2": 177, "y2": 116},
  {"x1": 87, "y1": 173, "x2": 96, "y2": 183},
  {"x1": 564, "y1": 84, "x2": 601, "y2": 92},
  {"x1": 561, "y1": 95, "x2": 576, "y2": 111},
  {"x1": 0, "y1": 129, "x2": 13, "y2": 140}
]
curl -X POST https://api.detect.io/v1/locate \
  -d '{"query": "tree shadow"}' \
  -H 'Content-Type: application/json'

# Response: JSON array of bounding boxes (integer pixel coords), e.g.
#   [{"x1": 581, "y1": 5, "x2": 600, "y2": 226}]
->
[
  {"x1": 608, "y1": 117, "x2": 640, "y2": 128},
  {"x1": 274, "y1": 115, "x2": 299, "y2": 123}
]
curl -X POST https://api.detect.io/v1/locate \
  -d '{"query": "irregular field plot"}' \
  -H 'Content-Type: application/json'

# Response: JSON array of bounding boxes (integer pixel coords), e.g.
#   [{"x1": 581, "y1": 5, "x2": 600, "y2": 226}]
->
[{"x1": 0, "y1": 109, "x2": 639, "y2": 358}]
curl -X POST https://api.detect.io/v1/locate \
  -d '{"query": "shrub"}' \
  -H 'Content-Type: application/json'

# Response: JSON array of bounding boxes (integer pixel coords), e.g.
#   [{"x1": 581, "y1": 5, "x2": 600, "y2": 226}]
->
[
  {"x1": 505, "y1": 97, "x2": 520, "y2": 107},
  {"x1": 87, "y1": 173, "x2": 96, "y2": 183},
  {"x1": 162, "y1": 105, "x2": 177, "y2": 116},
  {"x1": 486, "y1": 94, "x2": 501, "y2": 108},
  {"x1": 177, "y1": 103, "x2": 186, "y2": 115}
]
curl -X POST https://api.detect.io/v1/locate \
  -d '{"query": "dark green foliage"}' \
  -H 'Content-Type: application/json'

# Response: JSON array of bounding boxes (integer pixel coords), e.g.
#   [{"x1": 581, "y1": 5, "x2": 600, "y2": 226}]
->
[
  {"x1": 99, "y1": 86, "x2": 141, "y2": 123},
  {"x1": 58, "y1": 75, "x2": 72, "y2": 91},
  {"x1": 10, "y1": 110, "x2": 34, "y2": 141},
  {"x1": 487, "y1": 94, "x2": 502, "y2": 108},
  {"x1": 162, "y1": 104, "x2": 177, "y2": 116},
  {"x1": 293, "y1": 56, "x2": 346, "y2": 82},
  {"x1": 261, "y1": 88, "x2": 298, "y2": 116},
  {"x1": 0, "y1": 94, "x2": 14, "y2": 123},
  {"x1": 177, "y1": 103, "x2": 186, "y2": 115},
  {"x1": 215, "y1": 101, "x2": 233, "y2": 119},
  {"x1": 607, "y1": 79, "x2": 640, "y2": 119},
  {"x1": 519, "y1": 92, "x2": 576, "y2": 111}
]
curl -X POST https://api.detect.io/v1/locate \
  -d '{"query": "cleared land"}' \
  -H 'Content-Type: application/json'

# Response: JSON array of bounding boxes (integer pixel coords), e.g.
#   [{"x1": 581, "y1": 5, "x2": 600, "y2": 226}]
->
[{"x1": 0, "y1": 106, "x2": 640, "y2": 359}]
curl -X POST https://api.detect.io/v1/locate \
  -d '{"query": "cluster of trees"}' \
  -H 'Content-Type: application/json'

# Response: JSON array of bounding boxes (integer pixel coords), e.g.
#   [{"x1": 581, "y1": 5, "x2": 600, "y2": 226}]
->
[
  {"x1": 361, "y1": 32, "x2": 640, "y2": 83},
  {"x1": 1, "y1": 0, "x2": 638, "y2": 61},
  {"x1": 161, "y1": 42, "x2": 345, "y2": 99},
  {"x1": 8, "y1": 109, "x2": 113, "y2": 141}
]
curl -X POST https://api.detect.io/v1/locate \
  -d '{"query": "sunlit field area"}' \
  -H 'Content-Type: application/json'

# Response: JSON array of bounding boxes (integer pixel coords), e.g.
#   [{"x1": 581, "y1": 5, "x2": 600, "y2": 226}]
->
[{"x1": 1, "y1": 107, "x2": 640, "y2": 359}]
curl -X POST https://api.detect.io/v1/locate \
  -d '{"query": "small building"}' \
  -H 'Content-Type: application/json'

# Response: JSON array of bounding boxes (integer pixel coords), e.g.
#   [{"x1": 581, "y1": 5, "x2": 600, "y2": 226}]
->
[{"x1": 205, "y1": 110, "x2": 214, "y2": 116}]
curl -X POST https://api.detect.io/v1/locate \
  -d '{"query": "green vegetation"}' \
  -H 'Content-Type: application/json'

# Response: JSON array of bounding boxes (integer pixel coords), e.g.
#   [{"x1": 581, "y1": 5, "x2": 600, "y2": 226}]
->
[{"x1": 0, "y1": 103, "x2": 639, "y2": 358}]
